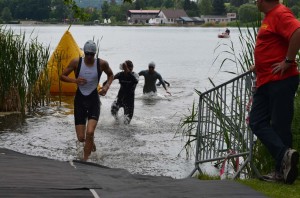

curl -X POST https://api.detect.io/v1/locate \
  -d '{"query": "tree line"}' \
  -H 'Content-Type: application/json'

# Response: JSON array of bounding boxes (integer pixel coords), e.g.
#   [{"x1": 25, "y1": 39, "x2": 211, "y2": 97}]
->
[{"x1": 0, "y1": 0, "x2": 299, "y2": 24}]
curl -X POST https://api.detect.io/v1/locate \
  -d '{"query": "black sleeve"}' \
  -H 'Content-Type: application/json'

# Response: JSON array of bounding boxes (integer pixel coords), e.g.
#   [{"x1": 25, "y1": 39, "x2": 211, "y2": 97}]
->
[
  {"x1": 103, "y1": 72, "x2": 120, "y2": 86},
  {"x1": 114, "y1": 72, "x2": 121, "y2": 80},
  {"x1": 128, "y1": 72, "x2": 139, "y2": 84},
  {"x1": 138, "y1": 70, "x2": 144, "y2": 76},
  {"x1": 164, "y1": 80, "x2": 170, "y2": 87}
]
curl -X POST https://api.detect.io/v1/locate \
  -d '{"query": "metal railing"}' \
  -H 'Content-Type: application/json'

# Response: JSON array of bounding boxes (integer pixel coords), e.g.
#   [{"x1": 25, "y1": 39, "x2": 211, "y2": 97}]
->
[{"x1": 189, "y1": 71, "x2": 261, "y2": 179}]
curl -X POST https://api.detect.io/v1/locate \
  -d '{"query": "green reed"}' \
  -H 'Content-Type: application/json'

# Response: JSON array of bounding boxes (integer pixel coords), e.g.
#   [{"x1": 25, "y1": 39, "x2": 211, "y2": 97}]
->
[
  {"x1": 176, "y1": 99, "x2": 198, "y2": 159},
  {"x1": 26, "y1": 37, "x2": 51, "y2": 111},
  {"x1": 52, "y1": 51, "x2": 65, "y2": 105},
  {"x1": 0, "y1": 26, "x2": 50, "y2": 114}
]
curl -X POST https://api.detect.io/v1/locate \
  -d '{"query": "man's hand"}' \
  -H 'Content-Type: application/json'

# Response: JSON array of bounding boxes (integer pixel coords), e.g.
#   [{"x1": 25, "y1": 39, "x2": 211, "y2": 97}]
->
[
  {"x1": 166, "y1": 90, "x2": 171, "y2": 96},
  {"x1": 250, "y1": 65, "x2": 256, "y2": 72},
  {"x1": 272, "y1": 61, "x2": 290, "y2": 76}
]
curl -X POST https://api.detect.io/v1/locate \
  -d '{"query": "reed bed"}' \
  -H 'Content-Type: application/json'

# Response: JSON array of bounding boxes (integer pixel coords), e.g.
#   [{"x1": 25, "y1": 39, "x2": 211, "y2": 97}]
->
[{"x1": 0, "y1": 26, "x2": 50, "y2": 114}]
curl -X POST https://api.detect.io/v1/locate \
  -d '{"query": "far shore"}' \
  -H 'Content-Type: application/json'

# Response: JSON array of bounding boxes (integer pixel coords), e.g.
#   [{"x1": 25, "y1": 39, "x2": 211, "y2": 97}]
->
[{"x1": 1, "y1": 20, "x2": 243, "y2": 28}]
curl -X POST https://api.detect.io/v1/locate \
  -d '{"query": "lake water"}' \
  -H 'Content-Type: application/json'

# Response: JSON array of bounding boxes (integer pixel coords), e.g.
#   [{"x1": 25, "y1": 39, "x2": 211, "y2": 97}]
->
[{"x1": 0, "y1": 25, "x2": 245, "y2": 178}]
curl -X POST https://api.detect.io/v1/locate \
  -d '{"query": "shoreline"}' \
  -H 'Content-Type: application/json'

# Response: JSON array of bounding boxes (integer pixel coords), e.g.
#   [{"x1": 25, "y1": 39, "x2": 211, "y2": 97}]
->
[{"x1": 3, "y1": 20, "x2": 236, "y2": 28}]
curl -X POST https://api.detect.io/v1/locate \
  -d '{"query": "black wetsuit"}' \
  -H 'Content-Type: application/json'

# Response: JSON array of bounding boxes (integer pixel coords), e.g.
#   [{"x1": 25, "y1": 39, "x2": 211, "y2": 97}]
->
[
  {"x1": 156, "y1": 80, "x2": 170, "y2": 87},
  {"x1": 111, "y1": 71, "x2": 139, "y2": 124},
  {"x1": 138, "y1": 70, "x2": 166, "y2": 94}
]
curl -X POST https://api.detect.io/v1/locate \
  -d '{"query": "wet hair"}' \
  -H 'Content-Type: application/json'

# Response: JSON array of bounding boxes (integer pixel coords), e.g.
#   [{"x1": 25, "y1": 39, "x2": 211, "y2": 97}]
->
[{"x1": 125, "y1": 60, "x2": 133, "y2": 68}]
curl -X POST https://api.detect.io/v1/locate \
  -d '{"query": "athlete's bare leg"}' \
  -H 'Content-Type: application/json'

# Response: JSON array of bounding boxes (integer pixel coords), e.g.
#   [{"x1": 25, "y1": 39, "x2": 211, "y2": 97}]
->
[{"x1": 83, "y1": 119, "x2": 98, "y2": 161}]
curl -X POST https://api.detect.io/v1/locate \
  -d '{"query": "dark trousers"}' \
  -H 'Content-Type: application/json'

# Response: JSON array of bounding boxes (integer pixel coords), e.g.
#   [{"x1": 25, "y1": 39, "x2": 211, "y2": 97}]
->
[{"x1": 249, "y1": 75, "x2": 299, "y2": 171}]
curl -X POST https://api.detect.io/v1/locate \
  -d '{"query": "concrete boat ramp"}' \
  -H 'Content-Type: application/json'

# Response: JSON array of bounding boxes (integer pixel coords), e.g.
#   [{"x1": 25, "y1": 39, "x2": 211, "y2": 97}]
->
[{"x1": 0, "y1": 148, "x2": 266, "y2": 198}]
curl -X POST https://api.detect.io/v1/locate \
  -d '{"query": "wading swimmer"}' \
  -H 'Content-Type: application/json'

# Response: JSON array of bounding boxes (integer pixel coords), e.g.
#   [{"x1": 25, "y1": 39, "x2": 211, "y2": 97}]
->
[
  {"x1": 106, "y1": 60, "x2": 139, "y2": 124},
  {"x1": 60, "y1": 40, "x2": 113, "y2": 161},
  {"x1": 138, "y1": 61, "x2": 171, "y2": 95}
]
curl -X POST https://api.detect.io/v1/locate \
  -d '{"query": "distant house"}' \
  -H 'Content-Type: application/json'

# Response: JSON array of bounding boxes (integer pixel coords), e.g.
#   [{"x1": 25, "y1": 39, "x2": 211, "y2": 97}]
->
[
  {"x1": 156, "y1": 9, "x2": 188, "y2": 24},
  {"x1": 201, "y1": 15, "x2": 231, "y2": 23},
  {"x1": 127, "y1": 10, "x2": 160, "y2": 24},
  {"x1": 177, "y1": 17, "x2": 205, "y2": 25},
  {"x1": 201, "y1": 13, "x2": 237, "y2": 24}
]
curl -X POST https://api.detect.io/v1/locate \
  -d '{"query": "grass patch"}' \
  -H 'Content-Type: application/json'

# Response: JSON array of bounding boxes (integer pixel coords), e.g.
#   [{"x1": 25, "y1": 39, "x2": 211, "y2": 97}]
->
[
  {"x1": 238, "y1": 179, "x2": 300, "y2": 198},
  {"x1": 197, "y1": 173, "x2": 220, "y2": 180},
  {"x1": 197, "y1": 173, "x2": 300, "y2": 197}
]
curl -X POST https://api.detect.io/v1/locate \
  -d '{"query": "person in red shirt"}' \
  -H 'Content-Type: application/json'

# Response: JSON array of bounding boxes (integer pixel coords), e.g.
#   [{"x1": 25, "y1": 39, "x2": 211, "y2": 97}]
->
[{"x1": 249, "y1": 0, "x2": 300, "y2": 184}]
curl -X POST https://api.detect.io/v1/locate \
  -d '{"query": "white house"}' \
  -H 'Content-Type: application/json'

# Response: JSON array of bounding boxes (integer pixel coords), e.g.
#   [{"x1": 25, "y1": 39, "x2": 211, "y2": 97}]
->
[
  {"x1": 155, "y1": 9, "x2": 188, "y2": 24},
  {"x1": 201, "y1": 13, "x2": 237, "y2": 24},
  {"x1": 127, "y1": 10, "x2": 160, "y2": 24}
]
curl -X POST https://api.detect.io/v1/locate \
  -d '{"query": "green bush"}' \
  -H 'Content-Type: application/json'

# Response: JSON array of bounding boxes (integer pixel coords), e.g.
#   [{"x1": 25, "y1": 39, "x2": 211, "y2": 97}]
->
[{"x1": 238, "y1": 4, "x2": 260, "y2": 23}]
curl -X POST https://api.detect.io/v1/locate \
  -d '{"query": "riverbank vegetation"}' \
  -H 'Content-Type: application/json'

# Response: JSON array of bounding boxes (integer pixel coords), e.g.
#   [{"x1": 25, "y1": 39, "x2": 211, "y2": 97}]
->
[{"x1": 0, "y1": 26, "x2": 50, "y2": 114}]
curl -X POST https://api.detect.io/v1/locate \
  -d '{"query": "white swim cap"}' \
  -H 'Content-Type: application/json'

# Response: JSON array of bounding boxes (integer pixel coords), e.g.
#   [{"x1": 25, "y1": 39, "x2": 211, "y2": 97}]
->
[
  {"x1": 83, "y1": 40, "x2": 97, "y2": 53},
  {"x1": 148, "y1": 61, "x2": 155, "y2": 68}
]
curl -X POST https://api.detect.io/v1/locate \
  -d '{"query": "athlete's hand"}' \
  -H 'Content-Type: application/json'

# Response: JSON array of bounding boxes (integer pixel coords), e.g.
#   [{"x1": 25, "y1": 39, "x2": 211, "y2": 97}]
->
[
  {"x1": 166, "y1": 91, "x2": 172, "y2": 96},
  {"x1": 99, "y1": 85, "x2": 109, "y2": 96},
  {"x1": 76, "y1": 77, "x2": 87, "y2": 85}
]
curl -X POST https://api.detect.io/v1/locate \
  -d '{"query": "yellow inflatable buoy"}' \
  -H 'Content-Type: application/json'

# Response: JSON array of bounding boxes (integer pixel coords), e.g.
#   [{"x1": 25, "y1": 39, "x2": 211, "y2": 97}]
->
[{"x1": 48, "y1": 29, "x2": 83, "y2": 96}]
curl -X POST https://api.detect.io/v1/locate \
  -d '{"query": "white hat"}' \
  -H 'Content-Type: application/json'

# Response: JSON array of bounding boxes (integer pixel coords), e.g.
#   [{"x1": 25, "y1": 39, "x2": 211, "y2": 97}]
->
[{"x1": 83, "y1": 40, "x2": 97, "y2": 53}]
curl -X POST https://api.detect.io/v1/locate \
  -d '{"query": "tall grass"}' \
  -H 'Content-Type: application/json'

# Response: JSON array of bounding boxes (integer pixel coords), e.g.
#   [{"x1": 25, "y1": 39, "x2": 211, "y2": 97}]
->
[
  {"x1": 0, "y1": 26, "x2": 50, "y2": 114},
  {"x1": 177, "y1": 99, "x2": 198, "y2": 159},
  {"x1": 50, "y1": 51, "x2": 66, "y2": 105}
]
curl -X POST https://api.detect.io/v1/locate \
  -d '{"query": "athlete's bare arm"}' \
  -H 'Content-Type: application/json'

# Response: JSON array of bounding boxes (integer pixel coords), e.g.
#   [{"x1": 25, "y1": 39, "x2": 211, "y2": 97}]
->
[
  {"x1": 99, "y1": 59, "x2": 114, "y2": 96},
  {"x1": 60, "y1": 58, "x2": 87, "y2": 85}
]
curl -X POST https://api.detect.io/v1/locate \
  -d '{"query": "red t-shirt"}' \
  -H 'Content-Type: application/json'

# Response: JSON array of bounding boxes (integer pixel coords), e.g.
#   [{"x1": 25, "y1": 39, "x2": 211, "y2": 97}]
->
[{"x1": 254, "y1": 4, "x2": 300, "y2": 87}]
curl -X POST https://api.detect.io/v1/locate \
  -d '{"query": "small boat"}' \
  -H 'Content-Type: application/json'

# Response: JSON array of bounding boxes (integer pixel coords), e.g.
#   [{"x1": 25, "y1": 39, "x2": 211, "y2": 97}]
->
[{"x1": 218, "y1": 33, "x2": 230, "y2": 38}]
